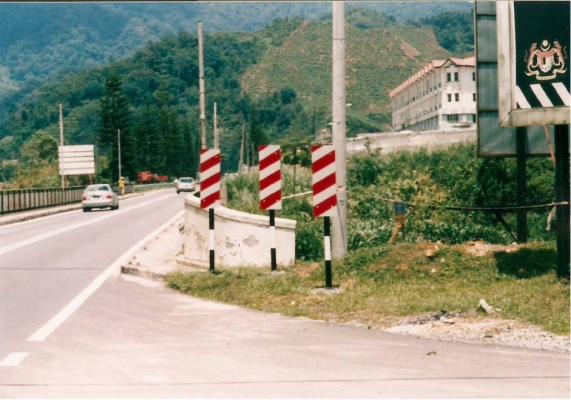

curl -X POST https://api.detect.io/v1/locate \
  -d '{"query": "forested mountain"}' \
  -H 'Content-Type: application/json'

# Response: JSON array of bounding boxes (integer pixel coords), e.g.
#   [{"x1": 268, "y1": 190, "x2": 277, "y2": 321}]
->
[
  {"x1": 0, "y1": 3, "x2": 474, "y2": 187},
  {"x1": 0, "y1": 2, "x2": 471, "y2": 104}
]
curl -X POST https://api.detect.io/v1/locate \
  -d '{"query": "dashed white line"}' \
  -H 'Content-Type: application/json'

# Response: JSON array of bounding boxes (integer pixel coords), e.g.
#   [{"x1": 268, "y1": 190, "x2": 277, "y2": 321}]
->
[{"x1": 0, "y1": 352, "x2": 28, "y2": 367}]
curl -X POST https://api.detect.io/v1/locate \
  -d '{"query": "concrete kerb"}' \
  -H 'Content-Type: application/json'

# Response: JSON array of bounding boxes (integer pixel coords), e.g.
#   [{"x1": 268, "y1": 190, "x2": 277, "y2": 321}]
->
[
  {"x1": 0, "y1": 192, "x2": 144, "y2": 226},
  {"x1": 120, "y1": 214, "x2": 206, "y2": 282}
]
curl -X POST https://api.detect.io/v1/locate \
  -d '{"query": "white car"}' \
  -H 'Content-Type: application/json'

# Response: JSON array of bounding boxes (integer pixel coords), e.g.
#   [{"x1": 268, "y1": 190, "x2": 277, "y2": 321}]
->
[
  {"x1": 176, "y1": 177, "x2": 196, "y2": 194},
  {"x1": 82, "y1": 184, "x2": 119, "y2": 212}
]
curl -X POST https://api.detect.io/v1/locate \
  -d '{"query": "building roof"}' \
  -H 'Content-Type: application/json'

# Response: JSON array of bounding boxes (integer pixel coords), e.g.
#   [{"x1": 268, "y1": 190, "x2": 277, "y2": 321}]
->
[{"x1": 389, "y1": 56, "x2": 475, "y2": 98}]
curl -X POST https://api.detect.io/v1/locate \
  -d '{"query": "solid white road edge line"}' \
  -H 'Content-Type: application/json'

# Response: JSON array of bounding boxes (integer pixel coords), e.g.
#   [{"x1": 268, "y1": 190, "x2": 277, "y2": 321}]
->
[
  {"x1": 0, "y1": 352, "x2": 29, "y2": 367},
  {"x1": 27, "y1": 209, "x2": 185, "y2": 342},
  {"x1": 0, "y1": 194, "x2": 173, "y2": 255}
]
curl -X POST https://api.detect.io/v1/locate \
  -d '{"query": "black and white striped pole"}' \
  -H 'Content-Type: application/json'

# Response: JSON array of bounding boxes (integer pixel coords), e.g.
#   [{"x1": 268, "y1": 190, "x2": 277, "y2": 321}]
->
[
  {"x1": 209, "y1": 208, "x2": 215, "y2": 272},
  {"x1": 269, "y1": 210, "x2": 277, "y2": 272},
  {"x1": 324, "y1": 216, "x2": 332, "y2": 288}
]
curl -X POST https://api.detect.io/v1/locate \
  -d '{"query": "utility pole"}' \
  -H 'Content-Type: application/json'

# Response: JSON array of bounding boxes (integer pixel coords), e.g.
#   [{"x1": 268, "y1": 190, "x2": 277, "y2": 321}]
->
[
  {"x1": 59, "y1": 103, "x2": 65, "y2": 189},
  {"x1": 238, "y1": 123, "x2": 245, "y2": 174},
  {"x1": 213, "y1": 102, "x2": 219, "y2": 149},
  {"x1": 198, "y1": 21, "x2": 206, "y2": 149},
  {"x1": 332, "y1": 1, "x2": 348, "y2": 258},
  {"x1": 118, "y1": 129, "x2": 122, "y2": 180}
]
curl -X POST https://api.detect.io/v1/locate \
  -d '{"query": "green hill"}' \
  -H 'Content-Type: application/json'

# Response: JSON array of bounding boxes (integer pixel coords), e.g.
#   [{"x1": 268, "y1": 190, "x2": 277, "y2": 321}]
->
[
  {"x1": 242, "y1": 11, "x2": 451, "y2": 125},
  {"x1": 0, "y1": 8, "x2": 470, "y2": 185},
  {"x1": 0, "y1": 2, "x2": 471, "y2": 107}
]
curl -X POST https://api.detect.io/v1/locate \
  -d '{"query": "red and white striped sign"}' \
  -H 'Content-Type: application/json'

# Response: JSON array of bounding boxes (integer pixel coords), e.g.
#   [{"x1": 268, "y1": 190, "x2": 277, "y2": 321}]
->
[
  {"x1": 200, "y1": 149, "x2": 221, "y2": 209},
  {"x1": 312, "y1": 145, "x2": 337, "y2": 217},
  {"x1": 259, "y1": 145, "x2": 282, "y2": 210}
]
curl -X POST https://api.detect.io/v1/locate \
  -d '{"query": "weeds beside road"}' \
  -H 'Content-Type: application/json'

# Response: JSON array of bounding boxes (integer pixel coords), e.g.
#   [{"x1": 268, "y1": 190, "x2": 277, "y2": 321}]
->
[{"x1": 167, "y1": 241, "x2": 569, "y2": 337}]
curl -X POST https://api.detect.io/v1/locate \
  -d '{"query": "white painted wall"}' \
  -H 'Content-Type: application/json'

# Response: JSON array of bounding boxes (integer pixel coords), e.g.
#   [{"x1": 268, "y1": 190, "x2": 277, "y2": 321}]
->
[
  {"x1": 346, "y1": 129, "x2": 476, "y2": 155},
  {"x1": 182, "y1": 194, "x2": 297, "y2": 268}
]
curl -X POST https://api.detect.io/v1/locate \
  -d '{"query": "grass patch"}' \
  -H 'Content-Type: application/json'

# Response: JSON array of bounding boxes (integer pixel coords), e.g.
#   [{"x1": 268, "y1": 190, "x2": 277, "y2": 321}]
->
[{"x1": 166, "y1": 241, "x2": 569, "y2": 336}]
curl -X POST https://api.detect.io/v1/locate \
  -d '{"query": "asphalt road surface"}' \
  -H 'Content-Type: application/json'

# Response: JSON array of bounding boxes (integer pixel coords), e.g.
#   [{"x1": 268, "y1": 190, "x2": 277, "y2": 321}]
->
[{"x1": 0, "y1": 190, "x2": 569, "y2": 398}]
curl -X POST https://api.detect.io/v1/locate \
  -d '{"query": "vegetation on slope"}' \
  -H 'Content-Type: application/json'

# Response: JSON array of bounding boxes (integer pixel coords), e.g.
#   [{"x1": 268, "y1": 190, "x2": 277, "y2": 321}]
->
[
  {"x1": 225, "y1": 144, "x2": 557, "y2": 261},
  {"x1": 166, "y1": 241, "x2": 569, "y2": 336}
]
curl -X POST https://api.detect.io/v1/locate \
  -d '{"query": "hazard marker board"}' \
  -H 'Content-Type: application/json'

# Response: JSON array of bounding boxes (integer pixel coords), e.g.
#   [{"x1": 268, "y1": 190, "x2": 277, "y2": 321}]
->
[
  {"x1": 200, "y1": 149, "x2": 221, "y2": 209},
  {"x1": 311, "y1": 145, "x2": 337, "y2": 218},
  {"x1": 259, "y1": 145, "x2": 282, "y2": 210}
]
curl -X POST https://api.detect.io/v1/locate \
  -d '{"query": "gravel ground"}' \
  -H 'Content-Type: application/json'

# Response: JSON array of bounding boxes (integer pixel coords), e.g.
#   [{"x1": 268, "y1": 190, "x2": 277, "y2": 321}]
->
[{"x1": 383, "y1": 309, "x2": 570, "y2": 354}]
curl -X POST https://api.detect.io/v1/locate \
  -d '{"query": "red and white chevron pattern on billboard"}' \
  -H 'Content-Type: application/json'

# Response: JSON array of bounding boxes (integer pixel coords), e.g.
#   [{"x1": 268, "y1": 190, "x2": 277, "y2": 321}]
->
[
  {"x1": 312, "y1": 145, "x2": 337, "y2": 217},
  {"x1": 200, "y1": 149, "x2": 221, "y2": 209},
  {"x1": 259, "y1": 145, "x2": 282, "y2": 210}
]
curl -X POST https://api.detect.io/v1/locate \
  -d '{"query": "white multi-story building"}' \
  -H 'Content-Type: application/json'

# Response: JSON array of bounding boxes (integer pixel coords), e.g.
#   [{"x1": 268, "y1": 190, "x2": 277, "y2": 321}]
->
[{"x1": 389, "y1": 56, "x2": 476, "y2": 132}]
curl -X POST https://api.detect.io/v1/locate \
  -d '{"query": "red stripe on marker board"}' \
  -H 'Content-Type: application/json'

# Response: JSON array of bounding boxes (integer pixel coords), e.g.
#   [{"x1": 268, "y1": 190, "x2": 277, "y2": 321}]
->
[
  {"x1": 313, "y1": 195, "x2": 338, "y2": 217},
  {"x1": 260, "y1": 169, "x2": 281, "y2": 191},
  {"x1": 260, "y1": 190, "x2": 282, "y2": 210},
  {"x1": 259, "y1": 149, "x2": 281, "y2": 170}
]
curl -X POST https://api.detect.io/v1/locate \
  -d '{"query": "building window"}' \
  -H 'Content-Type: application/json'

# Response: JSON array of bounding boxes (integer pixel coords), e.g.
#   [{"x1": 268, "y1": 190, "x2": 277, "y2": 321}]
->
[
  {"x1": 447, "y1": 94, "x2": 452, "y2": 102},
  {"x1": 472, "y1": 72, "x2": 476, "y2": 81},
  {"x1": 447, "y1": 114, "x2": 459, "y2": 123},
  {"x1": 471, "y1": 114, "x2": 477, "y2": 123},
  {"x1": 455, "y1": 93, "x2": 459, "y2": 102},
  {"x1": 446, "y1": 72, "x2": 451, "y2": 82},
  {"x1": 473, "y1": 93, "x2": 476, "y2": 102},
  {"x1": 454, "y1": 72, "x2": 458, "y2": 81}
]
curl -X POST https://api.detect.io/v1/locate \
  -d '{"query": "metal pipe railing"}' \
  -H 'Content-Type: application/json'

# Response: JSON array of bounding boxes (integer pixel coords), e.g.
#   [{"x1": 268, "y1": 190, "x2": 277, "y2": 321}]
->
[{"x1": 0, "y1": 186, "x2": 87, "y2": 215}]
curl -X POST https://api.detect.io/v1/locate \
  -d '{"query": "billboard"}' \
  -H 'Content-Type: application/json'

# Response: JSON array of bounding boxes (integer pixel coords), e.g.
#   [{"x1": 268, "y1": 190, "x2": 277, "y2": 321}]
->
[
  {"x1": 497, "y1": 1, "x2": 570, "y2": 127},
  {"x1": 475, "y1": 1, "x2": 557, "y2": 157},
  {"x1": 58, "y1": 145, "x2": 95, "y2": 175}
]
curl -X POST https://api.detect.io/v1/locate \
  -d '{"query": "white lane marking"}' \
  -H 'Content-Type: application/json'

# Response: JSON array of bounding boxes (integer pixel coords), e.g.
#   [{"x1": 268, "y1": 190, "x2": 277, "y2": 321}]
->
[
  {"x1": 0, "y1": 194, "x2": 173, "y2": 256},
  {"x1": 27, "y1": 210, "x2": 184, "y2": 342},
  {"x1": 0, "y1": 352, "x2": 28, "y2": 367}
]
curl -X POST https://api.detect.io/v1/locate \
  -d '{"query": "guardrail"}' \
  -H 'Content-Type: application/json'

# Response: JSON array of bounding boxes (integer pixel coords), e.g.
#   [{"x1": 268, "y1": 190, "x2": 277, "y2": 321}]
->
[
  {"x1": 0, "y1": 182, "x2": 177, "y2": 215},
  {"x1": 0, "y1": 186, "x2": 87, "y2": 215}
]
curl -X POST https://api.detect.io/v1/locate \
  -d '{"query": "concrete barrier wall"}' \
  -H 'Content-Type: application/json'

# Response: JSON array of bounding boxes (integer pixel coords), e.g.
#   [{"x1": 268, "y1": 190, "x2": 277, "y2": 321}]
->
[
  {"x1": 346, "y1": 129, "x2": 476, "y2": 155},
  {"x1": 182, "y1": 194, "x2": 297, "y2": 268}
]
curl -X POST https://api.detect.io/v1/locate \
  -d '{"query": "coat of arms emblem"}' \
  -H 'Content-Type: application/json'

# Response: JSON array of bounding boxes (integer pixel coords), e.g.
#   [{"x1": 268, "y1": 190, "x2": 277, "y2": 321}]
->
[{"x1": 524, "y1": 40, "x2": 567, "y2": 80}]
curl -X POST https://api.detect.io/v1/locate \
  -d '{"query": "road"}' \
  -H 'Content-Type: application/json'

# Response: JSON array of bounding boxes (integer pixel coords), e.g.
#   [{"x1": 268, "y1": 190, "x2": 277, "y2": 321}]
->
[
  {"x1": 0, "y1": 190, "x2": 183, "y2": 358},
  {"x1": 0, "y1": 189, "x2": 569, "y2": 398}
]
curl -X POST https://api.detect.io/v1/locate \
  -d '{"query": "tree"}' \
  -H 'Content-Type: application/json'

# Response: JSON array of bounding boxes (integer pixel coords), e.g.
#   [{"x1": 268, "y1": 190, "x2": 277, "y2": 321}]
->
[
  {"x1": 98, "y1": 74, "x2": 133, "y2": 182},
  {"x1": 248, "y1": 106, "x2": 268, "y2": 165},
  {"x1": 20, "y1": 130, "x2": 58, "y2": 164}
]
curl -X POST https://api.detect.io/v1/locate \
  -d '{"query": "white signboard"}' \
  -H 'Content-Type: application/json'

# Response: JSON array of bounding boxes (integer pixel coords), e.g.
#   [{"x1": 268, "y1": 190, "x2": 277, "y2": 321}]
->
[{"x1": 58, "y1": 145, "x2": 95, "y2": 175}]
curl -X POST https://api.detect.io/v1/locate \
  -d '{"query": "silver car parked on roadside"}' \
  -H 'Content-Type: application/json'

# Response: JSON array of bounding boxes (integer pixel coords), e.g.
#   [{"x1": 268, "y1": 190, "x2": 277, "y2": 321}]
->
[{"x1": 82, "y1": 184, "x2": 119, "y2": 212}]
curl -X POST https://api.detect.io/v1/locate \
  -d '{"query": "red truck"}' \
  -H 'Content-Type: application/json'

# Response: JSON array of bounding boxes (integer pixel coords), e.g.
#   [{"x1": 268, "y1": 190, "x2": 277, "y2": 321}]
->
[{"x1": 137, "y1": 171, "x2": 169, "y2": 183}]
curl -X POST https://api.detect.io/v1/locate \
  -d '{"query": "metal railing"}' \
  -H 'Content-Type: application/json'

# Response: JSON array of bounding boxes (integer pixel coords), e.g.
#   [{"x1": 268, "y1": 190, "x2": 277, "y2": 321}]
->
[
  {"x1": 0, "y1": 182, "x2": 177, "y2": 215},
  {"x1": 0, "y1": 186, "x2": 87, "y2": 215}
]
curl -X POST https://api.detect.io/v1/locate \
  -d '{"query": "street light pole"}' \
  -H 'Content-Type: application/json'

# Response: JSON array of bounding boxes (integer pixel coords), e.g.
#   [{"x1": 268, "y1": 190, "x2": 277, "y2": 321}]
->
[{"x1": 332, "y1": 1, "x2": 348, "y2": 258}]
